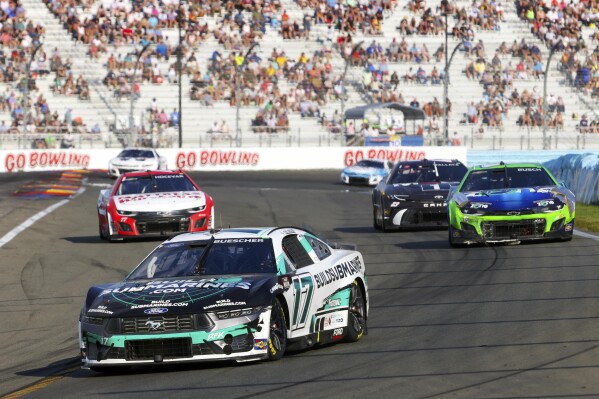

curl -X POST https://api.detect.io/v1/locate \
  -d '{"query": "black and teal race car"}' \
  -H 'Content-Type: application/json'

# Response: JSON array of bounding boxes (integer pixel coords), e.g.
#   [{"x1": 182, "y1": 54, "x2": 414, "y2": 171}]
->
[
  {"x1": 79, "y1": 227, "x2": 368, "y2": 371},
  {"x1": 447, "y1": 163, "x2": 575, "y2": 246}
]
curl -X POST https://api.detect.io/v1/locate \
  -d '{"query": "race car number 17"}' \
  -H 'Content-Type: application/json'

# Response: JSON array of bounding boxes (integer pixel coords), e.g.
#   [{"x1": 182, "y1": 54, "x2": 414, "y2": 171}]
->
[{"x1": 291, "y1": 274, "x2": 314, "y2": 330}]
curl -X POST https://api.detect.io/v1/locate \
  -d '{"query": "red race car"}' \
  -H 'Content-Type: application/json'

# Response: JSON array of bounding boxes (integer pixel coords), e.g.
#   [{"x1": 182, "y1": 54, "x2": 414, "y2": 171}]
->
[{"x1": 97, "y1": 170, "x2": 214, "y2": 241}]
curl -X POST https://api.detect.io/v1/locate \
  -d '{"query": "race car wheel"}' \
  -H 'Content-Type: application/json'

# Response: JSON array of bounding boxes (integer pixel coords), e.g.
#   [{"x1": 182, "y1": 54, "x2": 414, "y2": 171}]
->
[
  {"x1": 98, "y1": 218, "x2": 107, "y2": 240},
  {"x1": 373, "y1": 207, "x2": 381, "y2": 230},
  {"x1": 267, "y1": 298, "x2": 287, "y2": 361},
  {"x1": 374, "y1": 201, "x2": 388, "y2": 232},
  {"x1": 345, "y1": 280, "x2": 366, "y2": 343}
]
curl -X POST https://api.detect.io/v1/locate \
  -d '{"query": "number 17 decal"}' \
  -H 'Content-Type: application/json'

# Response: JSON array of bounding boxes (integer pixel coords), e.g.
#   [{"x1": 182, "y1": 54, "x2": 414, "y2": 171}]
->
[{"x1": 292, "y1": 273, "x2": 314, "y2": 330}]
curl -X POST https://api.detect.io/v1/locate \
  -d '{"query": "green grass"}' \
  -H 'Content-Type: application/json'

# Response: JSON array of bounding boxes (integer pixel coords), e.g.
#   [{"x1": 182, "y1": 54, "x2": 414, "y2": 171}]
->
[{"x1": 575, "y1": 203, "x2": 599, "y2": 233}]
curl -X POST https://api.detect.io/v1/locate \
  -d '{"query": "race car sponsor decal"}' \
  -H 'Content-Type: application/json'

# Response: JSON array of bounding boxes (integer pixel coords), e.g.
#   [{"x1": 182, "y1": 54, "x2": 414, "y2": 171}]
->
[
  {"x1": 207, "y1": 331, "x2": 226, "y2": 340},
  {"x1": 332, "y1": 328, "x2": 344, "y2": 339},
  {"x1": 314, "y1": 256, "x2": 362, "y2": 289},
  {"x1": 254, "y1": 338, "x2": 268, "y2": 351},
  {"x1": 422, "y1": 203, "x2": 446, "y2": 208},
  {"x1": 116, "y1": 192, "x2": 204, "y2": 204},
  {"x1": 153, "y1": 175, "x2": 185, "y2": 179},
  {"x1": 325, "y1": 298, "x2": 341, "y2": 308},
  {"x1": 517, "y1": 168, "x2": 542, "y2": 172},
  {"x1": 101, "y1": 279, "x2": 252, "y2": 295},
  {"x1": 214, "y1": 238, "x2": 265, "y2": 243},
  {"x1": 88, "y1": 306, "x2": 114, "y2": 315},
  {"x1": 534, "y1": 200, "x2": 555, "y2": 206},
  {"x1": 132, "y1": 300, "x2": 188, "y2": 309},
  {"x1": 203, "y1": 299, "x2": 247, "y2": 309},
  {"x1": 144, "y1": 307, "x2": 169, "y2": 314},
  {"x1": 314, "y1": 311, "x2": 346, "y2": 331}
]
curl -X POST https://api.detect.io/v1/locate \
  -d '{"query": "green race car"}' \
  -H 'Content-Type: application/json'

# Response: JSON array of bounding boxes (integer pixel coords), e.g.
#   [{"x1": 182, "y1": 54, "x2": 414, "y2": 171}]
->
[{"x1": 447, "y1": 163, "x2": 575, "y2": 246}]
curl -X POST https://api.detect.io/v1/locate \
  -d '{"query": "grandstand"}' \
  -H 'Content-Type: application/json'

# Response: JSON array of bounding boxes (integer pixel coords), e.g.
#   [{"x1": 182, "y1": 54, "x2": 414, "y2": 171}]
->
[{"x1": 1, "y1": 0, "x2": 599, "y2": 150}]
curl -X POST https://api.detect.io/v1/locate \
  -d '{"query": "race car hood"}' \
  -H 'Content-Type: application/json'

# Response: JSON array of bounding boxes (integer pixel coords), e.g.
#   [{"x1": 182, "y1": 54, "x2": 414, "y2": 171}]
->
[
  {"x1": 388, "y1": 181, "x2": 456, "y2": 200},
  {"x1": 113, "y1": 191, "x2": 206, "y2": 212},
  {"x1": 461, "y1": 187, "x2": 566, "y2": 211},
  {"x1": 84, "y1": 275, "x2": 279, "y2": 317},
  {"x1": 343, "y1": 166, "x2": 386, "y2": 177}
]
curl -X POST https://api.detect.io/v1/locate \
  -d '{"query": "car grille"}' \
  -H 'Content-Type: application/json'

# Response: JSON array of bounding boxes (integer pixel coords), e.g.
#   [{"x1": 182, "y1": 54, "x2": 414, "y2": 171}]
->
[
  {"x1": 135, "y1": 218, "x2": 190, "y2": 234},
  {"x1": 117, "y1": 314, "x2": 213, "y2": 334},
  {"x1": 348, "y1": 177, "x2": 370, "y2": 185},
  {"x1": 397, "y1": 207, "x2": 447, "y2": 225},
  {"x1": 122, "y1": 315, "x2": 194, "y2": 334},
  {"x1": 126, "y1": 338, "x2": 192, "y2": 360},
  {"x1": 481, "y1": 219, "x2": 546, "y2": 239}
]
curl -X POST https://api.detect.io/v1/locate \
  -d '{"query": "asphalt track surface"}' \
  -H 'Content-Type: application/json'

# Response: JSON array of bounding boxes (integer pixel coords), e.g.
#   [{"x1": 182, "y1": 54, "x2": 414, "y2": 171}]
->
[{"x1": 1, "y1": 170, "x2": 599, "y2": 399}]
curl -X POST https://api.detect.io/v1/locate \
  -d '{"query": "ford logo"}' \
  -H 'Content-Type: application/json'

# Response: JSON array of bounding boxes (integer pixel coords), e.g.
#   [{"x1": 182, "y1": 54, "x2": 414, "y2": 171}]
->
[{"x1": 144, "y1": 308, "x2": 168, "y2": 315}]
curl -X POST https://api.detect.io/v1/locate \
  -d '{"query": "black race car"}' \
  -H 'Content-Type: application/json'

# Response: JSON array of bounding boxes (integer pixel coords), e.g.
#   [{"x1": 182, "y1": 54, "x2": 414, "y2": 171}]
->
[{"x1": 372, "y1": 159, "x2": 468, "y2": 231}]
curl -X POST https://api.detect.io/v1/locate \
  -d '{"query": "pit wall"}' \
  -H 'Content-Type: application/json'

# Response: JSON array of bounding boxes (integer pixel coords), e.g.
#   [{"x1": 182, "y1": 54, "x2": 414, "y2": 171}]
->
[{"x1": 0, "y1": 147, "x2": 467, "y2": 173}]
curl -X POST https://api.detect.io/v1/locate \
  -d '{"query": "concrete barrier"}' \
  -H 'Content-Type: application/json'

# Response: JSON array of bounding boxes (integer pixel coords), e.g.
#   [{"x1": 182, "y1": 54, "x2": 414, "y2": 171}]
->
[{"x1": 0, "y1": 146, "x2": 467, "y2": 173}]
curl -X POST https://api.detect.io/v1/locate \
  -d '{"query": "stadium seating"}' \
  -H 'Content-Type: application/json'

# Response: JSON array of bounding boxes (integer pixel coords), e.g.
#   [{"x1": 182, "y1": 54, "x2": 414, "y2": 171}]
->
[{"x1": 1, "y1": 0, "x2": 598, "y2": 150}]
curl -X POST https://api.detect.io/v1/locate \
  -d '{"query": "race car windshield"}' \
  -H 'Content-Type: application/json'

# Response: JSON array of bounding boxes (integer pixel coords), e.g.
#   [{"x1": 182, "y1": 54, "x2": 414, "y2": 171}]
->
[
  {"x1": 355, "y1": 160, "x2": 385, "y2": 169},
  {"x1": 117, "y1": 175, "x2": 198, "y2": 195},
  {"x1": 390, "y1": 164, "x2": 437, "y2": 183},
  {"x1": 461, "y1": 167, "x2": 555, "y2": 191},
  {"x1": 436, "y1": 164, "x2": 468, "y2": 181},
  {"x1": 118, "y1": 149, "x2": 155, "y2": 158},
  {"x1": 126, "y1": 239, "x2": 276, "y2": 280}
]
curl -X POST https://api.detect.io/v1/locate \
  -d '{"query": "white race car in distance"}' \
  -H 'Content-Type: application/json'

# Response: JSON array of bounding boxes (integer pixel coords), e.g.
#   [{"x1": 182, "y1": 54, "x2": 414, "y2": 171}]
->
[{"x1": 108, "y1": 148, "x2": 167, "y2": 178}]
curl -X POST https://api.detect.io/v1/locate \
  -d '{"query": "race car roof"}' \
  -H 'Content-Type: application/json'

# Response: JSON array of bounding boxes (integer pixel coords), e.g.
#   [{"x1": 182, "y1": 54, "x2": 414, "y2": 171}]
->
[
  {"x1": 470, "y1": 162, "x2": 545, "y2": 170},
  {"x1": 167, "y1": 228, "x2": 276, "y2": 243},
  {"x1": 120, "y1": 170, "x2": 185, "y2": 178}
]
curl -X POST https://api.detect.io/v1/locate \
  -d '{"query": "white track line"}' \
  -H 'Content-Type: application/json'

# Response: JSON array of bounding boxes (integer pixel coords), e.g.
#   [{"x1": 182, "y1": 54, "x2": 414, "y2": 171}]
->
[
  {"x1": 574, "y1": 229, "x2": 599, "y2": 241},
  {"x1": 0, "y1": 187, "x2": 86, "y2": 248}
]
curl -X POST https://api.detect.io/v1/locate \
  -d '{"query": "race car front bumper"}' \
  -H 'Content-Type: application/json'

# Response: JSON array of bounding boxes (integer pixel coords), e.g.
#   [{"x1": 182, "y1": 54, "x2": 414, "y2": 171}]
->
[
  {"x1": 79, "y1": 309, "x2": 272, "y2": 367},
  {"x1": 341, "y1": 173, "x2": 382, "y2": 186},
  {"x1": 109, "y1": 208, "x2": 212, "y2": 238},
  {"x1": 382, "y1": 203, "x2": 448, "y2": 229},
  {"x1": 449, "y1": 213, "x2": 574, "y2": 244}
]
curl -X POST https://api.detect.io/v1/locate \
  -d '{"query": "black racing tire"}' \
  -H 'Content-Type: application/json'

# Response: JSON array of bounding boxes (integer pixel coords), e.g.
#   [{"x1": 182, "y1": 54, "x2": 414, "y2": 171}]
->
[
  {"x1": 374, "y1": 198, "x2": 389, "y2": 232},
  {"x1": 98, "y1": 213, "x2": 108, "y2": 240},
  {"x1": 373, "y1": 207, "x2": 381, "y2": 230},
  {"x1": 344, "y1": 280, "x2": 366, "y2": 343},
  {"x1": 267, "y1": 298, "x2": 287, "y2": 361},
  {"x1": 99, "y1": 222, "x2": 107, "y2": 240}
]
